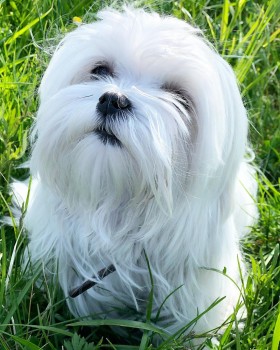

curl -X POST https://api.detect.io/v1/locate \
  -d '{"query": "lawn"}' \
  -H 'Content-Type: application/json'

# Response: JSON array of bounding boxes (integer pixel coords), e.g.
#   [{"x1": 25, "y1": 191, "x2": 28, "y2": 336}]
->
[{"x1": 0, "y1": 0, "x2": 279, "y2": 349}]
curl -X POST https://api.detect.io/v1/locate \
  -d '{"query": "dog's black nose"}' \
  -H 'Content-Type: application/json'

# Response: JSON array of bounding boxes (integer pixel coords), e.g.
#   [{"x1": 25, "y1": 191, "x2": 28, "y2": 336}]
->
[{"x1": 97, "y1": 92, "x2": 131, "y2": 117}]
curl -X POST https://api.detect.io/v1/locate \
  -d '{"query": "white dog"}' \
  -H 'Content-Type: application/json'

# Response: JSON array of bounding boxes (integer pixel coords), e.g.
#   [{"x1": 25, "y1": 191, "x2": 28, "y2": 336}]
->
[{"x1": 13, "y1": 6, "x2": 258, "y2": 343}]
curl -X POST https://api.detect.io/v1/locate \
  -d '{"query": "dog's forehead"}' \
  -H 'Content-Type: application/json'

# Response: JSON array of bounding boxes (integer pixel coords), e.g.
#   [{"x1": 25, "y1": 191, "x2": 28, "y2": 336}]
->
[
  {"x1": 75, "y1": 10, "x2": 200, "y2": 78},
  {"x1": 40, "y1": 9, "x2": 209, "y2": 102}
]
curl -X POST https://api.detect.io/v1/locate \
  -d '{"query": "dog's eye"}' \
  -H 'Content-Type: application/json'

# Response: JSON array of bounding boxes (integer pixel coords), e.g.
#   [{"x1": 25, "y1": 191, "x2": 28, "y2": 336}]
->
[
  {"x1": 90, "y1": 64, "x2": 112, "y2": 79},
  {"x1": 162, "y1": 83, "x2": 193, "y2": 111},
  {"x1": 162, "y1": 83, "x2": 183, "y2": 97}
]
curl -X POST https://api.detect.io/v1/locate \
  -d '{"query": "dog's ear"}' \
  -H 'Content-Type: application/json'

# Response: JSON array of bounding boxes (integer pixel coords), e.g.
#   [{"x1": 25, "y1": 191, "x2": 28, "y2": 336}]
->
[
  {"x1": 39, "y1": 21, "x2": 101, "y2": 104},
  {"x1": 188, "y1": 51, "x2": 248, "y2": 200}
]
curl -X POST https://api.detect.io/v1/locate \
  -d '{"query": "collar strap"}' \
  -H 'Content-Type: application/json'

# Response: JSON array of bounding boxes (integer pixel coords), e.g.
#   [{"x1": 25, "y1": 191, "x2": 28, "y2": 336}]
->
[{"x1": 69, "y1": 264, "x2": 116, "y2": 298}]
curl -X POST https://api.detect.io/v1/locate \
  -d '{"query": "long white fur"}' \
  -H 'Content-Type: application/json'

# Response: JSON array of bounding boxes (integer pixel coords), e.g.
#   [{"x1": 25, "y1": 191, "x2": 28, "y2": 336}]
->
[{"x1": 14, "y1": 7, "x2": 257, "y2": 339}]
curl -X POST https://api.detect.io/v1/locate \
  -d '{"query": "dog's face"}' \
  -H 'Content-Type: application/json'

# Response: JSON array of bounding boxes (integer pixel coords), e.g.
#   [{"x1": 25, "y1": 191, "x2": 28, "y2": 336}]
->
[{"x1": 31, "y1": 7, "x2": 247, "y2": 217}]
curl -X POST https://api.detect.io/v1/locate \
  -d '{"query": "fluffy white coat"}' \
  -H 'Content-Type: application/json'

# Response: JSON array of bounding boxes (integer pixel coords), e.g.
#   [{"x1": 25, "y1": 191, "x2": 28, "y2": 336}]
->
[{"x1": 13, "y1": 7, "x2": 257, "y2": 341}]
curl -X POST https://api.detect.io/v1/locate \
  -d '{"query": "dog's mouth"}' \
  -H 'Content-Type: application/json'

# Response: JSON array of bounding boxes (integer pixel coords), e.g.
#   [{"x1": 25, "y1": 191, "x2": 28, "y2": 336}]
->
[{"x1": 95, "y1": 127, "x2": 121, "y2": 146}]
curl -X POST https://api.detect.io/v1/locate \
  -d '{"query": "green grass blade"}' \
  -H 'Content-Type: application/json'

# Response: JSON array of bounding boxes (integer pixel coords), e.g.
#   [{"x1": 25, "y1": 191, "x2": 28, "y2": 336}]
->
[
  {"x1": 0, "y1": 228, "x2": 7, "y2": 307},
  {"x1": 68, "y1": 319, "x2": 167, "y2": 336},
  {"x1": 154, "y1": 284, "x2": 184, "y2": 323},
  {"x1": 272, "y1": 308, "x2": 280, "y2": 350},
  {"x1": 5, "y1": 7, "x2": 53, "y2": 45},
  {"x1": 6, "y1": 334, "x2": 42, "y2": 350},
  {"x1": 138, "y1": 252, "x2": 155, "y2": 349},
  {"x1": 157, "y1": 297, "x2": 226, "y2": 349},
  {"x1": 1, "y1": 270, "x2": 41, "y2": 331},
  {"x1": 220, "y1": 0, "x2": 230, "y2": 43}
]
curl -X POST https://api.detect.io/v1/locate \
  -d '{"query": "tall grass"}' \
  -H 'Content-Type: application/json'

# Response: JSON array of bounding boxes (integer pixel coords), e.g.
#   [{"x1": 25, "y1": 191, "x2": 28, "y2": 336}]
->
[{"x1": 0, "y1": 0, "x2": 279, "y2": 349}]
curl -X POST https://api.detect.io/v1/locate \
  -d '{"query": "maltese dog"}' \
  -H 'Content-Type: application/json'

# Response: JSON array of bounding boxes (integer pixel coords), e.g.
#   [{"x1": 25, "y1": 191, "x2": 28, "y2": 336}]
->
[{"x1": 13, "y1": 6, "x2": 258, "y2": 343}]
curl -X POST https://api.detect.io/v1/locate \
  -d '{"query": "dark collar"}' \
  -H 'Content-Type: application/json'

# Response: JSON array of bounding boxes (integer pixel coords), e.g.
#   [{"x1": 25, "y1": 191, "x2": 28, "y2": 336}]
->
[{"x1": 69, "y1": 264, "x2": 116, "y2": 298}]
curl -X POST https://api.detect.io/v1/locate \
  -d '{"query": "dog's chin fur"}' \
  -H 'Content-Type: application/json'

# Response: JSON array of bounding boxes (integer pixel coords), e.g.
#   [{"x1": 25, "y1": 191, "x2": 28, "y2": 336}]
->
[{"x1": 12, "y1": 6, "x2": 257, "y2": 340}]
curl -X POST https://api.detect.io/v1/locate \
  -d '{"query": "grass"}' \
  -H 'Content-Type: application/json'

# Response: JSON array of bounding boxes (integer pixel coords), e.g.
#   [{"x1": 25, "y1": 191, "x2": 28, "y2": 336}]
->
[{"x1": 0, "y1": 0, "x2": 279, "y2": 349}]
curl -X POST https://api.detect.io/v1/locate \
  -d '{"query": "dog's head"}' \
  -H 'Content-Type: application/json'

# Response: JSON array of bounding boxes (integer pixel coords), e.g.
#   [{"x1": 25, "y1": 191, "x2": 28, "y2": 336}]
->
[{"x1": 31, "y1": 7, "x2": 247, "y2": 216}]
